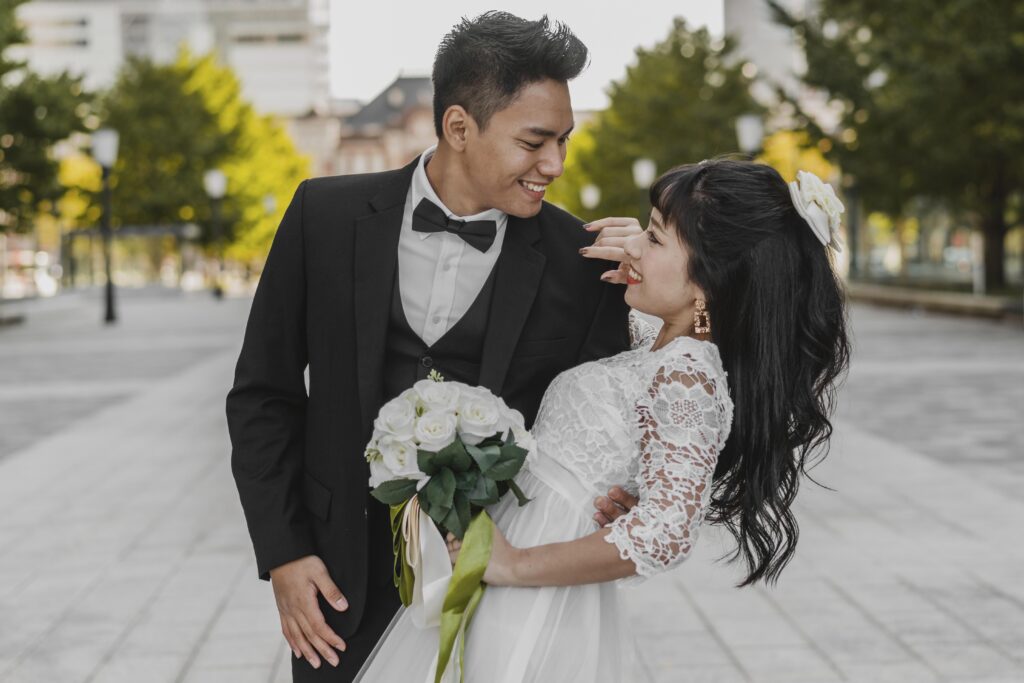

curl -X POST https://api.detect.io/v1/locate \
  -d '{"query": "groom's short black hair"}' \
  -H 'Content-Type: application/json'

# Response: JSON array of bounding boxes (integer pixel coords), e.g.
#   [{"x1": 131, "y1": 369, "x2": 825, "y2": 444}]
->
[{"x1": 432, "y1": 11, "x2": 588, "y2": 137}]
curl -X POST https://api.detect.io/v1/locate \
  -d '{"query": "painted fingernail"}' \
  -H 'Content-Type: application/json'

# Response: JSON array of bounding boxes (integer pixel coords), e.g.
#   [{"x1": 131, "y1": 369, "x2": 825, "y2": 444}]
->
[
  {"x1": 293, "y1": 649, "x2": 301, "y2": 658},
  {"x1": 582, "y1": 222, "x2": 591, "y2": 228},
  {"x1": 336, "y1": 598, "x2": 348, "y2": 610},
  {"x1": 311, "y1": 657, "x2": 321, "y2": 668},
  {"x1": 600, "y1": 274, "x2": 612, "y2": 281},
  {"x1": 579, "y1": 247, "x2": 588, "y2": 255}
]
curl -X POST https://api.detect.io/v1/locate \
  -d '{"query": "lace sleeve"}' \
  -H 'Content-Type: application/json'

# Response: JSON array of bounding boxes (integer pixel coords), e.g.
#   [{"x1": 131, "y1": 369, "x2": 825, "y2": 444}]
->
[
  {"x1": 604, "y1": 354, "x2": 730, "y2": 584},
  {"x1": 628, "y1": 309, "x2": 658, "y2": 350}
]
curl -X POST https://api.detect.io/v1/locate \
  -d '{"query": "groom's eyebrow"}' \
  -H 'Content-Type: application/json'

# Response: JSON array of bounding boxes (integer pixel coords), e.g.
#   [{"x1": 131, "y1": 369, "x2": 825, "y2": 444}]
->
[{"x1": 523, "y1": 124, "x2": 575, "y2": 138}]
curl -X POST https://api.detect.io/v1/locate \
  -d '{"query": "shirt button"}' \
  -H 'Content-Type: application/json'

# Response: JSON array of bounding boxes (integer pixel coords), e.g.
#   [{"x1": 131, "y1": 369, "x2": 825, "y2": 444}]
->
[
  {"x1": 432, "y1": 315, "x2": 441, "y2": 324},
  {"x1": 443, "y1": 264, "x2": 452, "y2": 272},
  {"x1": 421, "y1": 356, "x2": 433, "y2": 368}
]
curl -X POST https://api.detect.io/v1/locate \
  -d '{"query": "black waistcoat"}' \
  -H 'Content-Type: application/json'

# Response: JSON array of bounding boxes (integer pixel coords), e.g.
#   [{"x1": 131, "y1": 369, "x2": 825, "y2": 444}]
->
[
  {"x1": 367, "y1": 266, "x2": 498, "y2": 586},
  {"x1": 382, "y1": 266, "x2": 497, "y2": 403}
]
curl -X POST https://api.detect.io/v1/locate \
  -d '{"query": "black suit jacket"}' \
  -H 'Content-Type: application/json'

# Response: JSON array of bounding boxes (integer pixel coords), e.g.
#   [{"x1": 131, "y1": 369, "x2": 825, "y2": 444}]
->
[{"x1": 226, "y1": 158, "x2": 629, "y2": 637}]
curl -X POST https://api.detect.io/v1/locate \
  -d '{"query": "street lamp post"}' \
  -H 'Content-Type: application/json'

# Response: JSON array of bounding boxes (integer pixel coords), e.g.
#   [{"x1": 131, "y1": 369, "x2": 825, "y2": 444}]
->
[
  {"x1": 580, "y1": 184, "x2": 601, "y2": 212},
  {"x1": 632, "y1": 158, "x2": 656, "y2": 223},
  {"x1": 735, "y1": 113, "x2": 765, "y2": 158},
  {"x1": 843, "y1": 177, "x2": 861, "y2": 278},
  {"x1": 203, "y1": 169, "x2": 227, "y2": 299},
  {"x1": 92, "y1": 128, "x2": 119, "y2": 324}
]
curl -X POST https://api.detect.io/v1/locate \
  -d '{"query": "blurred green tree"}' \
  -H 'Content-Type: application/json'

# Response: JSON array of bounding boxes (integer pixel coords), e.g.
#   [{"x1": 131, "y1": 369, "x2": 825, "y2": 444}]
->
[
  {"x1": 0, "y1": 0, "x2": 89, "y2": 233},
  {"x1": 91, "y1": 50, "x2": 308, "y2": 262},
  {"x1": 97, "y1": 57, "x2": 232, "y2": 230},
  {"x1": 550, "y1": 19, "x2": 762, "y2": 221},
  {"x1": 770, "y1": 0, "x2": 1024, "y2": 290},
  {"x1": 177, "y1": 50, "x2": 309, "y2": 264}
]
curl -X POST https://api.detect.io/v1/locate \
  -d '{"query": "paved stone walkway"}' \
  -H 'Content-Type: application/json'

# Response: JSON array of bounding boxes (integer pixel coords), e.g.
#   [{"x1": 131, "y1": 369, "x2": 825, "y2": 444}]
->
[{"x1": 0, "y1": 293, "x2": 1021, "y2": 682}]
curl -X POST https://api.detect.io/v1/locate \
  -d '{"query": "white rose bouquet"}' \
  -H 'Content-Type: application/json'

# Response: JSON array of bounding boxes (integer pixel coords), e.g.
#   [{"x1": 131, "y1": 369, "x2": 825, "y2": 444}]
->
[{"x1": 364, "y1": 370, "x2": 535, "y2": 682}]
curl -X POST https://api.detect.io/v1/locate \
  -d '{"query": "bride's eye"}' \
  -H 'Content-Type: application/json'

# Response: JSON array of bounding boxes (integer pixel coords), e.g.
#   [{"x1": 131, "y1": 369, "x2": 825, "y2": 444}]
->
[{"x1": 647, "y1": 231, "x2": 660, "y2": 245}]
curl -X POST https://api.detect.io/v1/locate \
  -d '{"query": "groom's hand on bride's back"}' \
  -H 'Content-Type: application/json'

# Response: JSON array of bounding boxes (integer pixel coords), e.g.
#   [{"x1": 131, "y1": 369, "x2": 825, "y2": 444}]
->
[
  {"x1": 593, "y1": 486, "x2": 639, "y2": 527},
  {"x1": 269, "y1": 555, "x2": 348, "y2": 670}
]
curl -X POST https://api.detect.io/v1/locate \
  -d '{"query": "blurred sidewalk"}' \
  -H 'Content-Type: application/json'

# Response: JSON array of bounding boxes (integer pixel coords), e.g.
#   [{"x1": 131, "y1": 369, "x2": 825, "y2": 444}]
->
[{"x1": 0, "y1": 295, "x2": 1022, "y2": 682}]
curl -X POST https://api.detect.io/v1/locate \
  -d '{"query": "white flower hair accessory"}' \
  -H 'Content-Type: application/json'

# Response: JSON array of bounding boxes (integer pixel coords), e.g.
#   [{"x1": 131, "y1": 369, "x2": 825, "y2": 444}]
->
[{"x1": 788, "y1": 170, "x2": 845, "y2": 252}]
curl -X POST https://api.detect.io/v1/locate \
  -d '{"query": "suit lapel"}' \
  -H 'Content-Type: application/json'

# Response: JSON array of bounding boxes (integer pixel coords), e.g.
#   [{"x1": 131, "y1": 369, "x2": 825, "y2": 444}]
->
[
  {"x1": 354, "y1": 159, "x2": 417, "y2": 429},
  {"x1": 479, "y1": 213, "x2": 546, "y2": 394}
]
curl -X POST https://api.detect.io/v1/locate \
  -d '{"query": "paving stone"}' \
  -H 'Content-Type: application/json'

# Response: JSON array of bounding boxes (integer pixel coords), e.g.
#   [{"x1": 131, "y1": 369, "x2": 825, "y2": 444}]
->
[{"x1": 1, "y1": 296, "x2": 1021, "y2": 682}]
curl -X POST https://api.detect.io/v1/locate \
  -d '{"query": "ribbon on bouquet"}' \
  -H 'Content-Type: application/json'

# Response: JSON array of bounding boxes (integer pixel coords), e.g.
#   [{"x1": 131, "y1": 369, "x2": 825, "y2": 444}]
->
[
  {"x1": 432, "y1": 510, "x2": 492, "y2": 683},
  {"x1": 400, "y1": 497, "x2": 453, "y2": 628},
  {"x1": 391, "y1": 500, "x2": 494, "y2": 683}
]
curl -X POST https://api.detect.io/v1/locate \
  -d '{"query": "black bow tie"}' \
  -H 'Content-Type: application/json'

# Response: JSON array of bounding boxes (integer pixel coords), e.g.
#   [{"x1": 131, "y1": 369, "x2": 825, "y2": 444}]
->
[{"x1": 411, "y1": 198, "x2": 497, "y2": 253}]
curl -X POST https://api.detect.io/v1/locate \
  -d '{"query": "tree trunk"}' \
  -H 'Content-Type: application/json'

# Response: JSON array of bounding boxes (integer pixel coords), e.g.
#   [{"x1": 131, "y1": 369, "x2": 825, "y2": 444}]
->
[{"x1": 982, "y1": 161, "x2": 1007, "y2": 292}]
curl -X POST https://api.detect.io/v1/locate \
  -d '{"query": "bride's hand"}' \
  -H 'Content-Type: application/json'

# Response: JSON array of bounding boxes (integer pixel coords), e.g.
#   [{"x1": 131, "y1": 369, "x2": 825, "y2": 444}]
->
[
  {"x1": 446, "y1": 526, "x2": 520, "y2": 587},
  {"x1": 580, "y1": 216, "x2": 644, "y2": 284}
]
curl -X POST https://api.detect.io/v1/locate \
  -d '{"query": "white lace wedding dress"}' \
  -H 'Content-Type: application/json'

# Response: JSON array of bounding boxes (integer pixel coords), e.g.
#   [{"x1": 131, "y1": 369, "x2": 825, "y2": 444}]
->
[{"x1": 355, "y1": 313, "x2": 734, "y2": 682}]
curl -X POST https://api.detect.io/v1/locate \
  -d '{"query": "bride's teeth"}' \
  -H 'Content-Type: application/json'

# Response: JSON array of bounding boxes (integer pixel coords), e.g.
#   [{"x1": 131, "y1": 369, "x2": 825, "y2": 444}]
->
[
  {"x1": 521, "y1": 181, "x2": 545, "y2": 192},
  {"x1": 629, "y1": 268, "x2": 643, "y2": 282}
]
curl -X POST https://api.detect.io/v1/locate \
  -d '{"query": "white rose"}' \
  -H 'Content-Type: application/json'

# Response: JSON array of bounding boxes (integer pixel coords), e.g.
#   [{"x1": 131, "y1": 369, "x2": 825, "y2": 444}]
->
[
  {"x1": 492, "y1": 404, "x2": 535, "y2": 451},
  {"x1": 457, "y1": 388, "x2": 502, "y2": 445},
  {"x1": 414, "y1": 410, "x2": 458, "y2": 452},
  {"x1": 368, "y1": 453, "x2": 393, "y2": 488},
  {"x1": 378, "y1": 435, "x2": 424, "y2": 480},
  {"x1": 510, "y1": 421, "x2": 536, "y2": 454},
  {"x1": 373, "y1": 396, "x2": 416, "y2": 440},
  {"x1": 412, "y1": 379, "x2": 461, "y2": 414}
]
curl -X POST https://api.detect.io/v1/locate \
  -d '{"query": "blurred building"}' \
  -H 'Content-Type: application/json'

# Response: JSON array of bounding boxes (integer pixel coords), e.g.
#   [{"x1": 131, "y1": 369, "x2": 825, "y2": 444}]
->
[
  {"x1": 334, "y1": 75, "x2": 435, "y2": 175},
  {"x1": 11, "y1": 0, "x2": 330, "y2": 118},
  {"x1": 286, "y1": 97, "x2": 359, "y2": 178}
]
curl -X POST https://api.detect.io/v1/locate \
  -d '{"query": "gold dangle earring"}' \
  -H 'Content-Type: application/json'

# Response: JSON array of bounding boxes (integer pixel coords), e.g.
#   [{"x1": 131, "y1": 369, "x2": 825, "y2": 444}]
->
[{"x1": 693, "y1": 299, "x2": 711, "y2": 334}]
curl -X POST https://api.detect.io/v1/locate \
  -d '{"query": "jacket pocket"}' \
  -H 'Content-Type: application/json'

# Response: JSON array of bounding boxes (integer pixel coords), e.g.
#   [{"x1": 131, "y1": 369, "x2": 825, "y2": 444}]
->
[{"x1": 303, "y1": 470, "x2": 333, "y2": 522}]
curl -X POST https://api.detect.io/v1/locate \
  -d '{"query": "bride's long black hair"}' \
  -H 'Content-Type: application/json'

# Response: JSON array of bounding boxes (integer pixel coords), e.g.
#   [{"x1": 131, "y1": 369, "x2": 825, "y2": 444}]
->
[{"x1": 650, "y1": 158, "x2": 850, "y2": 587}]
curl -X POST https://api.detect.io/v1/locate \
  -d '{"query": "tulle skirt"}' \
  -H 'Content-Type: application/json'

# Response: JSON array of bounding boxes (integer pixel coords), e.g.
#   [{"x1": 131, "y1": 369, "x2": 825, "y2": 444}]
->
[{"x1": 354, "y1": 457, "x2": 642, "y2": 682}]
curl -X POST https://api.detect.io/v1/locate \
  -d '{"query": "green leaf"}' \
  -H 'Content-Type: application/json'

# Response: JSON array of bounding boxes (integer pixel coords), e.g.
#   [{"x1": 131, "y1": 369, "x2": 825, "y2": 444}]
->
[
  {"x1": 501, "y1": 442, "x2": 529, "y2": 460},
  {"x1": 442, "y1": 505, "x2": 464, "y2": 540},
  {"x1": 425, "y1": 468, "x2": 456, "y2": 510},
  {"x1": 417, "y1": 449, "x2": 440, "y2": 476},
  {"x1": 454, "y1": 469, "x2": 479, "y2": 492},
  {"x1": 484, "y1": 447, "x2": 528, "y2": 481},
  {"x1": 439, "y1": 439, "x2": 473, "y2": 473},
  {"x1": 466, "y1": 443, "x2": 502, "y2": 472},
  {"x1": 454, "y1": 491, "x2": 472, "y2": 538},
  {"x1": 419, "y1": 493, "x2": 448, "y2": 527},
  {"x1": 370, "y1": 478, "x2": 419, "y2": 505},
  {"x1": 467, "y1": 475, "x2": 500, "y2": 506}
]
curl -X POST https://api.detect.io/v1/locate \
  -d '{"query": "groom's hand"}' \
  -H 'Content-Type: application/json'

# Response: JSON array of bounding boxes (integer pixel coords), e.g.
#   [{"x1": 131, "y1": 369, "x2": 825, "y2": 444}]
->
[
  {"x1": 580, "y1": 216, "x2": 644, "y2": 284},
  {"x1": 593, "y1": 486, "x2": 639, "y2": 527},
  {"x1": 269, "y1": 555, "x2": 348, "y2": 670}
]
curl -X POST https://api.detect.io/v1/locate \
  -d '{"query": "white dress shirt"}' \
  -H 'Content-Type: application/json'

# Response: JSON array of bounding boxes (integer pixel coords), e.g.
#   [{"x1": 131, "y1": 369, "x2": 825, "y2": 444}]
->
[{"x1": 397, "y1": 146, "x2": 508, "y2": 346}]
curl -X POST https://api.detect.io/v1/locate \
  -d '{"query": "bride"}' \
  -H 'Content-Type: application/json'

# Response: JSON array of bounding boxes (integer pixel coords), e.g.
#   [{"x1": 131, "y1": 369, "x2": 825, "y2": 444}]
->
[{"x1": 355, "y1": 158, "x2": 851, "y2": 682}]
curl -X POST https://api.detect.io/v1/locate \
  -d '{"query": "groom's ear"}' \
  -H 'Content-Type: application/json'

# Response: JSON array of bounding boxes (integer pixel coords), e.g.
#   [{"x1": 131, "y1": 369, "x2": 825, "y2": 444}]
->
[{"x1": 440, "y1": 105, "x2": 474, "y2": 152}]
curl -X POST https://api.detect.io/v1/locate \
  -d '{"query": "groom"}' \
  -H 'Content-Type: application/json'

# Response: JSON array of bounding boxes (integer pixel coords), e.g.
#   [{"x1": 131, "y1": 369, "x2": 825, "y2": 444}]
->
[{"x1": 227, "y1": 12, "x2": 639, "y2": 682}]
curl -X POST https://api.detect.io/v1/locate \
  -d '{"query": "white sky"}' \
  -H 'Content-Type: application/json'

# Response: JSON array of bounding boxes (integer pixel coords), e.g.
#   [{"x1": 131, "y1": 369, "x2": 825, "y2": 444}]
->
[{"x1": 328, "y1": 2, "x2": 724, "y2": 111}]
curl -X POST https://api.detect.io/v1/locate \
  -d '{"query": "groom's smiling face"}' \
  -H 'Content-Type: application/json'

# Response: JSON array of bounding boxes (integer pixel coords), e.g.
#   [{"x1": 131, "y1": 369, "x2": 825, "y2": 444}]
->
[{"x1": 462, "y1": 78, "x2": 574, "y2": 218}]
